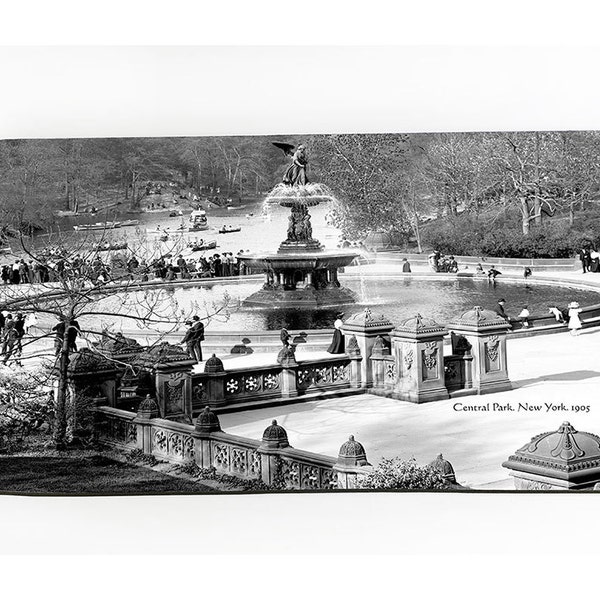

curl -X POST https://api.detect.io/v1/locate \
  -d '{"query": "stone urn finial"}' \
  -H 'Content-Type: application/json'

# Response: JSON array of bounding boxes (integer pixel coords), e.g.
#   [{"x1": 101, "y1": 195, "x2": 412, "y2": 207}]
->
[
  {"x1": 337, "y1": 435, "x2": 370, "y2": 466},
  {"x1": 429, "y1": 453, "x2": 457, "y2": 483},
  {"x1": 204, "y1": 354, "x2": 225, "y2": 373},
  {"x1": 195, "y1": 405, "x2": 222, "y2": 433},
  {"x1": 260, "y1": 419, "x2": 290, "y2": 449},
  {"x1": 137, "y1": 394, "x2": 159, "y2": 418}
]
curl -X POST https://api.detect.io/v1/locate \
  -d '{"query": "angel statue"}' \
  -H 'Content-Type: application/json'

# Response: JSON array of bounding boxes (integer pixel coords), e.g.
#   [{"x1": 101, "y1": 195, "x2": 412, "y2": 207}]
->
[{"x1": 273, "y1": 142, "x2": 309, "y2": 186}]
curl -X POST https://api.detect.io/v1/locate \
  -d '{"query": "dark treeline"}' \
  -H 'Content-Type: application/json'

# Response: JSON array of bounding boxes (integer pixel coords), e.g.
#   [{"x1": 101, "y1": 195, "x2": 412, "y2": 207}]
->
[{"x1": 3, "y1": 132, "x2": 600, "y2": 255}]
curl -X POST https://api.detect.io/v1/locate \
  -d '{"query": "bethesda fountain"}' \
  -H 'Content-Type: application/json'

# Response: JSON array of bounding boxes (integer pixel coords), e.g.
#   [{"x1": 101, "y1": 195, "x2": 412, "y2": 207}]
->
[{"x1": 238, "y1": 142, "x2": 359, "y2": 308}]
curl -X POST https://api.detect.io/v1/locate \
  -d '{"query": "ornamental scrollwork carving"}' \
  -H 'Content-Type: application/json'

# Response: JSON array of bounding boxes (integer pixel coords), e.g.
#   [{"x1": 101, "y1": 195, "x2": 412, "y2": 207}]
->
[
  {"x1": 486, "y1": 335, "x2": 500, "y2": 362},
  {"x1": 402, "y1": 344, "x2": 414, "y2": 371},
  {"x1": 423, "y1": 342, "x2": 438, "y2": 370}
]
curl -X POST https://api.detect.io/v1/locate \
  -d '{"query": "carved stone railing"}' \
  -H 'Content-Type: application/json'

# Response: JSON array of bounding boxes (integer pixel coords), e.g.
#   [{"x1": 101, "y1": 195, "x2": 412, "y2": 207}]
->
[
  {"x1": 205, "y1": 433, "x2": 262, "y2": 481},
  {"x1": 95, "y1": 405, "x2": 369, "y2": 490},
  {"x1": 191, "y1": 355, "x2": 355, "y2": 412},
  {"x1": 274, "y1": 448, "x2": 337, "y2": 490},
  {"x1": 96, "y1": 407, "x2": 138, "y2": 450},
  {"x1": 149, "y1": 418, "x2": 196, "y2": 464},
  {"x1": 295, "y1": 357, "x2": 351, "y2": 394}
]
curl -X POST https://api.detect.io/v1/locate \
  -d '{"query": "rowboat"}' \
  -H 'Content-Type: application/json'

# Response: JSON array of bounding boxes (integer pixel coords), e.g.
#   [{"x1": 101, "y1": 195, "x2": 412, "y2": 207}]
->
[
  {"x1": 218, "y1": 226, "x2": 242, "y2": 234},
  {"x1": 188, "y1": 240, "x2": 217, "y2": 252},
  {"x1": 73, "y1": 222, "x2": 121, "y2": 231}
]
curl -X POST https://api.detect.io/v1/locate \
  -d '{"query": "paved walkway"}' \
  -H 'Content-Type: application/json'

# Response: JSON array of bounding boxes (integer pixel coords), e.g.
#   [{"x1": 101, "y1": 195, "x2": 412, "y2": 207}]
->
[{"x1": 219, "y1": 325, "x2": 600, "y2": 490}]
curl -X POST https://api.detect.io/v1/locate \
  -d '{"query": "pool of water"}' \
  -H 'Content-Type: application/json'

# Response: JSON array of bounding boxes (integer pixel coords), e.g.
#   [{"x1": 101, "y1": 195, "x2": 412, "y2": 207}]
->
[{"x1": 88, "y1": 275, "x2": 600, "y2": 332}]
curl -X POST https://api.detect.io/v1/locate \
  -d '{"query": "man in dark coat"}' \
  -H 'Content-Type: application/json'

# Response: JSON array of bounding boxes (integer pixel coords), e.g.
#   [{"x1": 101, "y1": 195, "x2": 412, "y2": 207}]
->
[
  {"x1": 494, "y1": 299, "x2": 510, "y2": 324},
  {"x1": 579, "y1": 248, "x2": 592, "y2": 273},
  {"x1": 1, "y1": 314, "x2": 18, "y2": 363},
  {"x1": 182, "y1": 316, "x2": 204, "y2": 362},
  {"x1": 52, "y1": 317, "x2": 81, "y2": 355}
]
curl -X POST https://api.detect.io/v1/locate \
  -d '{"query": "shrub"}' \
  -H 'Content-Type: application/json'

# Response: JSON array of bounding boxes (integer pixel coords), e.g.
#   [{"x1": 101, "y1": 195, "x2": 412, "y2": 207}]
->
[
  {"x1": 421, "y1": 214, "x2": 590, "y2": 258},
  {"x1": 0, "y1": 370, "x2": 53, "y2": 453},
  {"x1": 358, "y1": 457, "x2": 446, "y2": 490}
]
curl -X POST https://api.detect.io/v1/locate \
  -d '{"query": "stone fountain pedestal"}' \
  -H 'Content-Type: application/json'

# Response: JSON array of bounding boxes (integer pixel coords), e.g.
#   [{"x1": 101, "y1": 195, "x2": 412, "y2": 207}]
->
[{"x1": 238, "y1": 201, "x2": 359, "y2": 309}]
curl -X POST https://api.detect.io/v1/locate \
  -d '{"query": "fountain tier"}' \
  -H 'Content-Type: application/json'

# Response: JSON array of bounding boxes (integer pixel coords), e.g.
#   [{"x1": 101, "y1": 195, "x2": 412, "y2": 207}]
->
[{"x1": 238, "y1": 245, "x2": 359, "y2": 308}]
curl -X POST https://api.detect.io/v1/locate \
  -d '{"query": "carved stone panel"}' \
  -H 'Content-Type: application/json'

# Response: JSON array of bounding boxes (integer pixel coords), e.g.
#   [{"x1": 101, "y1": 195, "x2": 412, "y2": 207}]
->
[
  {"x1": 484, "y1": 335, "x2": 501, "y2": 372},
  {"x1": 421, "y1": 341, "x2": 439, "y2": 380}
]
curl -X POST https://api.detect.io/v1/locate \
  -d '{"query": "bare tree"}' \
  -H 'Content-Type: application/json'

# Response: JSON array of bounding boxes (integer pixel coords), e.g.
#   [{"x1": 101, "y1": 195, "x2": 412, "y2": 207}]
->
[{"x1": 0, "y1": 226, "x2": 231, "y2": 449}]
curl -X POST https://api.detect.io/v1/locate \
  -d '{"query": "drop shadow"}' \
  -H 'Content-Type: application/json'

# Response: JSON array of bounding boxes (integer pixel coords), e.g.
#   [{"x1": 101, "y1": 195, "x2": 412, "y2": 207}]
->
[{"x1": 512, "y1": 370, "x2": 600, "y2": 388}]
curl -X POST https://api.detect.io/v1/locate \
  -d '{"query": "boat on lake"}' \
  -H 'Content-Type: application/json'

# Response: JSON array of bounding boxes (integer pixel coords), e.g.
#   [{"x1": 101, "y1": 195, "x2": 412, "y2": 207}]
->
[
  {"x1": 218, "y1": 225, "x2": 242, "y2": 234},
  {"x1": 73, "y1": 222, "x2": 122, "y2": 231},
  {"x1": 188, "y1": 240, "x2": 217, "y2": 252},
  {"x1": 189, "y1": 210, "x2": 209, "y2": 231}
]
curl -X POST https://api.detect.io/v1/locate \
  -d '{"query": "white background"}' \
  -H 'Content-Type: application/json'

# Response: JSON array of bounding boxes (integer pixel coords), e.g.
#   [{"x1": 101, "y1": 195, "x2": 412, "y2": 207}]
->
[{"x1": 1, "y1": 1, "x2": 600, "y2": 596}]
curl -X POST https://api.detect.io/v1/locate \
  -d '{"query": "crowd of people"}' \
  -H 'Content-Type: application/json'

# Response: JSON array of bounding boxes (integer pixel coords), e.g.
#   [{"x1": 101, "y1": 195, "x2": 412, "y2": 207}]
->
[
  {"x1": 578, "y1": 247, "x2": 600, "y2": 273},
  {"x1": 0, "y1": 247, "x2": 260, "y2": 288},
  {"x1": 428, "y1": 251, "x2": 459, "y2": 273}
]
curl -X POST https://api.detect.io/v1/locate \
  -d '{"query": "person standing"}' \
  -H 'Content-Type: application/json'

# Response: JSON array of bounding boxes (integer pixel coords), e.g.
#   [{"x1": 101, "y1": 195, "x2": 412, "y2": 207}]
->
[
  {"x1": 52, "y1": 317, "x2": 81, "y2": 355},
  {"x1": 579, "y1": 248, "x2": 591, "y2": 273},
  {"x1": 591, "y1": 249, "x2": 600, "y2": 273},
  {"x1": 567, "y1": 301, "x2": 583, "y2": 336},
  {"x1": 523, "y1": 267, "x2": 533, "y2": 279},
  {"x1": 402, "y1": 258, "x2": 412, "y2": 273},
  {"x1": 13, "y1": 313, "x2": 25, "y2": 356},
  {"x1": 181, "y1": 316, "x2": 204, "y2": 363},
  {"x1": 190, "y1": 316, "x2": 205, "y2": 362},
  {"x1": 327, "y1": 314, "x2": 345, "y2": 354},
  {"x1": 11, "y1": 260, "x2": 20, "y2": 284},
  {"x1": 181, "y1": 321, "x2": 197, "y2": 361},
  {"x1": 1, "y1": 314, "x2": 19, "y2": 364}
]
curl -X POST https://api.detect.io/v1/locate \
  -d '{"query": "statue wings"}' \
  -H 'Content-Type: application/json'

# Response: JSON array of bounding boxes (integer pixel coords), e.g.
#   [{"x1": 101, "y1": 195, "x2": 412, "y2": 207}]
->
[{"x1": 272, "y1": 141, "x2": 295, "y2": 156}]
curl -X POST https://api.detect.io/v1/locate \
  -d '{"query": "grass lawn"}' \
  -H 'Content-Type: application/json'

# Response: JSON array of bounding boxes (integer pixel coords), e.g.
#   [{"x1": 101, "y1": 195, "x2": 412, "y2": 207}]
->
[{"x1": 0, "y1": 454, "x2": 213, "y2": 495}]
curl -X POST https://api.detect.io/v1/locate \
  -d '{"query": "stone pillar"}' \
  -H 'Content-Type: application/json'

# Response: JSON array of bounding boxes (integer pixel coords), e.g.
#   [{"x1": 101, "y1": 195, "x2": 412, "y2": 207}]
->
[
  {"x1": 369, "y1": 335, "x2": 390, "y2": 389},
  {"x1": 346, "y1": 335, "x2": 363, "y2": 388},
  {"x1": 447, "y1": 306, "x2": 511, "y2": 394},
  {"x1": 341, "y1": 309, "x2": 394, "y2": 389},
  {"x1": 154, "y1": 360, "x2": 196, "y2": 421},
  {"x1": 133, "y1": 395, "x2": 159, "y2": 454},
  {"x1": 390, "y1": 314, "x2": 449, "y2": 403},
  {"x1": 192, "y1": 406, "x2": 222, "y2": 469},
  {"x1": 203, "y1": 354, "x2": 227, "y2": 408},
  {"x1": 333, "y1": 435, "x2": 373, "y2": 489},
  {"x1": 258, "y1": 420, "x2": 290, "y2": 486}
]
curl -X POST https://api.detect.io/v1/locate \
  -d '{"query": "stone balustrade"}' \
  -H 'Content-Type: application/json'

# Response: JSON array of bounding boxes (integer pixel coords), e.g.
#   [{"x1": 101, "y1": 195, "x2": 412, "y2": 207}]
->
[
  {"x1": 75, "y1": 305, "x2": 514, "y2": 426},
  {"x1": 95, "y1": 403, "x2": 372, "y2": 490},
  {"x1": 190, "y1": 354, "x2": 356, "y2": 412}
]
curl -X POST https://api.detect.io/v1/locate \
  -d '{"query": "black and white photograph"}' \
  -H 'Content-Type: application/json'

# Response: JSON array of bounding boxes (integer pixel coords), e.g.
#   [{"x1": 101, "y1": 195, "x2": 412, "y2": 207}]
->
[
  {"x1": 3, "y1": 126, "x2": 600, "y2": 494},
  {"x1": 2, "y1": 9, "x2": 600, "y2": 581}
]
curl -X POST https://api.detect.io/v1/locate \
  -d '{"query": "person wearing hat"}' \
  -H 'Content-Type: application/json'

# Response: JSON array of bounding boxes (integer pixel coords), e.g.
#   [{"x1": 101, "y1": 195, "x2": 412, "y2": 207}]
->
[
  {"x1": 181, "y1": 316, "x2": 205, "y2": 362},
  {"x1": 494, "y1": 299, "x2": 510, "y2": 323},
  {"x1": 327, "y1": 313, "x2": 345, "y2": 354},
  {"x1": 567, "y1": 301, "x2": 582, "y2": 336}
]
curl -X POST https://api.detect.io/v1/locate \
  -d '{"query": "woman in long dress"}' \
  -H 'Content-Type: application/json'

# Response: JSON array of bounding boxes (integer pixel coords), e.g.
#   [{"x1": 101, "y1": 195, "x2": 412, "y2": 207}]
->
[
  {"x1": 568, "y1": 301, "x2": 583, "y2": 336},
  {"x1": 327, "y1": 315, "x2": 345, "y2": 354}
]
